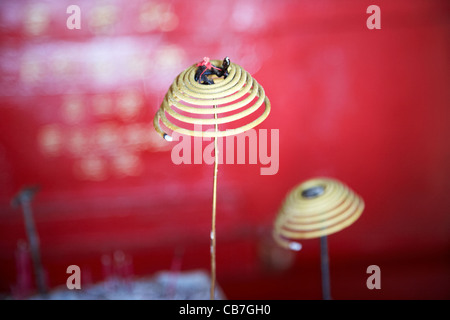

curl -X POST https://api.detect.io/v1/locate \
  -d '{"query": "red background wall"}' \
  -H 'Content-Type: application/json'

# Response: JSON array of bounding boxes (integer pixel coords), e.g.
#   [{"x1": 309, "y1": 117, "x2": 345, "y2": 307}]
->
[{"x1": 0, "y1": 0, "x2": 449, "y2": 299}]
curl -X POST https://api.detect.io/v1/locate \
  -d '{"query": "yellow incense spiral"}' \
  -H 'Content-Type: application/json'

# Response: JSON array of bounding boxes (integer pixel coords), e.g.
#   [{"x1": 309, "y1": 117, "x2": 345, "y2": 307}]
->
[
  {"x1": 153, "y1": 60, "x2": 271, "y2": 139},
  {"x1": 273, "y1": 177, "x2": 364, "y2": 251}
]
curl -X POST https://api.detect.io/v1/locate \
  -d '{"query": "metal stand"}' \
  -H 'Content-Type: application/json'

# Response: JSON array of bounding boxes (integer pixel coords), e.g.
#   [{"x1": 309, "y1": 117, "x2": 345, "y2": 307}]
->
[
  {"x1": 11, "y1": 186, "x2": 47, "y2": 295},
  {"x1": 210, "y1": 105, "x2": 218, "y2": 300},
  {"x1": 320, "y1": 236, "x2": 331, "y2": 300}
]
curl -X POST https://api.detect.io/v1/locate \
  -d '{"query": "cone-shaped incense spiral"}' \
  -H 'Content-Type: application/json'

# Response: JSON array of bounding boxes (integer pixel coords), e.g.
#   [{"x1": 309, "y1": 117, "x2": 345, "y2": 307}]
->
[
  {"x1": 153, "y1": 57, "x2": 270, "y2": 300},
  {"x1": 273, "y1": 177, "x2": 364, "y2": 251},
  {"x1": 153, "y1": 59, "x2": 270, "y2": 139}
]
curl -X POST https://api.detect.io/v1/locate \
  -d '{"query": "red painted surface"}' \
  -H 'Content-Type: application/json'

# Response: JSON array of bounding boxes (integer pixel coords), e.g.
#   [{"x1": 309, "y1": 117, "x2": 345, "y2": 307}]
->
[{"x1": 0, "y1": 0, "x2": 449, "y2": 299}]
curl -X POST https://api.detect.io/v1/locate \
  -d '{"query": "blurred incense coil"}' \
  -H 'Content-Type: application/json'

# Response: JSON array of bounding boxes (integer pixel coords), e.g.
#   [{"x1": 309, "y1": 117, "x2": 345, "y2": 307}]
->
[
  {"x1": 153, "y1": 59, "x2": 270, "y2": 139},
  {"x1": 273, "y1": 177, "x2": 364, "y2": 251}
]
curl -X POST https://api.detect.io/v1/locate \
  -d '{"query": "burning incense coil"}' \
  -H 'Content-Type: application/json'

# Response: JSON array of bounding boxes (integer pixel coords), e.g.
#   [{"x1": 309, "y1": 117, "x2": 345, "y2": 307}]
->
[
  {"x1": 273, "y1": 177, "x2": 364, "y2": 251},
  {"x1": 153, "y1": 59, "x2": 271, "y2": 139},
  {"x1": 153, "y1": 57, "x2": 271, "y2": 300}
]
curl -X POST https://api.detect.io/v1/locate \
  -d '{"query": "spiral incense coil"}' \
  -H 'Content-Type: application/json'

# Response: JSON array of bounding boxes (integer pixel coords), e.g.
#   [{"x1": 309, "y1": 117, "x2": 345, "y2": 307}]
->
[
  {"x1": 153, "y1": 57, "x2": 270, "y2": 300},
  {"x1": 273, "y1": 178, "x2": 364, "y2": 251},
  {"x1": 153, "y1": 59, "x2": 271, "y2": 140}
]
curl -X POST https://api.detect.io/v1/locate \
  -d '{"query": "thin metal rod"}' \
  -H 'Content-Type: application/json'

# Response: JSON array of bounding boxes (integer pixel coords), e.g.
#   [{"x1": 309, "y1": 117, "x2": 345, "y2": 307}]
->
[
  {"x1": 320, "y1": 236, "x2": 331, "y2": 300},
  {"x1": 12, "y1": 188, "x2": 47, "y2": 296},
  {"x1": 210, "y1": 105, "x2": 218, "y2": 300}
]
